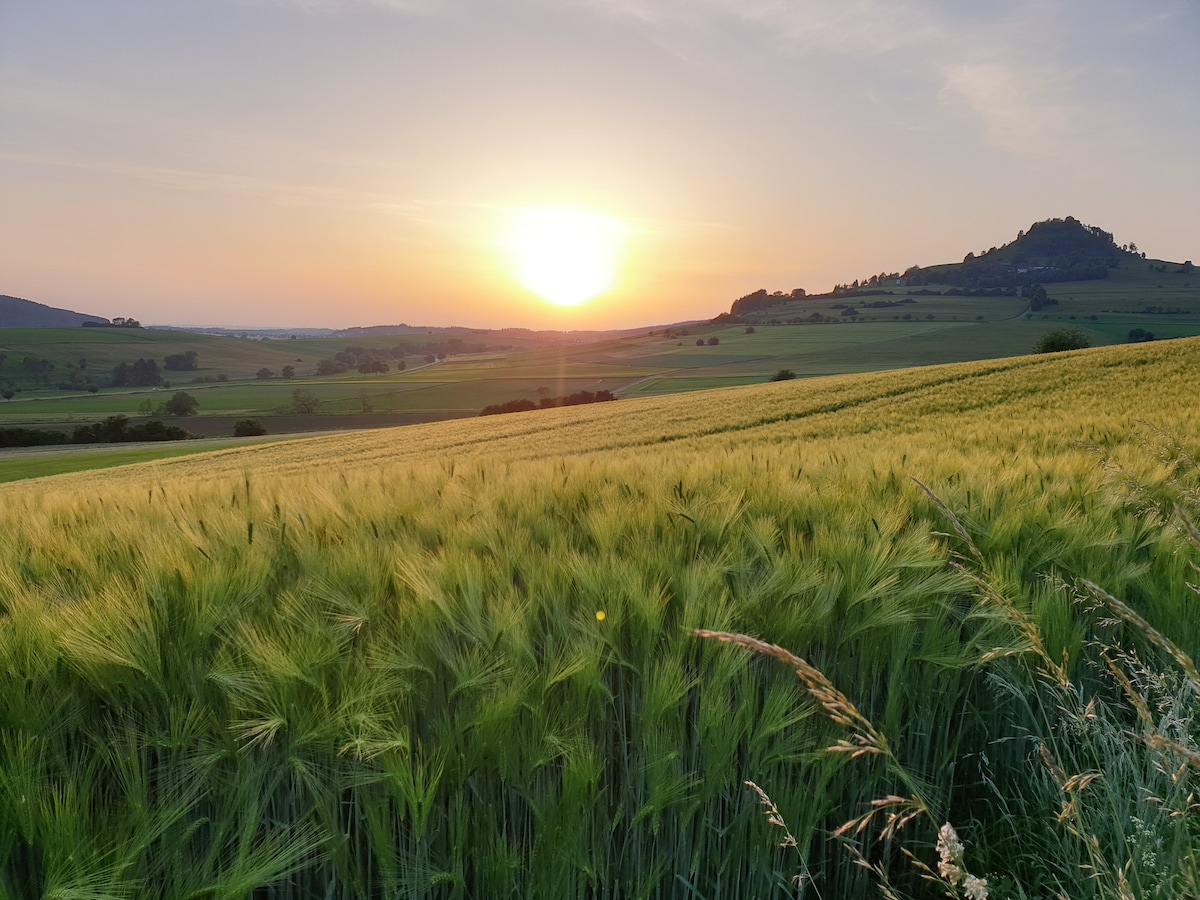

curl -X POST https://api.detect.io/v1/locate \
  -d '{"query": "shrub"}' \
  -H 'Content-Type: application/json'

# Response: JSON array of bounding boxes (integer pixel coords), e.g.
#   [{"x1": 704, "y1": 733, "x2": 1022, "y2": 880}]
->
[
  {"x1": 1034, "y1": 328, "x2": 1090, "y2": 353},
  {"x1": 770, "y1": 369, "x2": 796, "y2": 382},
  {"x1": 233, "y1": 419, "x2": 268, "y2": 437}
]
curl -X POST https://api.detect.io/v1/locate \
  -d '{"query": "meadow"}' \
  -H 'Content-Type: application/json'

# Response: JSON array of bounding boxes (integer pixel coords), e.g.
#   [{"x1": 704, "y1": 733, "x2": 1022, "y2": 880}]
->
[{"x1": 2, "y1": 338, "x2": 1199, "y2": 897}]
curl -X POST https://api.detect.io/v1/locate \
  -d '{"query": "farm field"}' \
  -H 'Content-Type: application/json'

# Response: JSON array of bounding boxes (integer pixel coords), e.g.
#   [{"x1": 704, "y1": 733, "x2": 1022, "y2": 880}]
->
[
  {"x1": 3, "y1": 337, "x2": 1200, "y2": 897},
  {"x1": 4, "y1": 258, "x2": 1200, "y2": 448}
]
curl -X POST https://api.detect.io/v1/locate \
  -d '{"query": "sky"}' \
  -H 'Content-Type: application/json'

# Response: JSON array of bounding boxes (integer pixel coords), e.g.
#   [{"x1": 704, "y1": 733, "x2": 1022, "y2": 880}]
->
[{"x1": 1, "y1": 0, "x2": 1197, "y2": 330}]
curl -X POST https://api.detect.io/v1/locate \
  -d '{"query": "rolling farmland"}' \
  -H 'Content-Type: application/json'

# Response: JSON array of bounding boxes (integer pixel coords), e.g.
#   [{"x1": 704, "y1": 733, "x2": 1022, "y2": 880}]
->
[{"x1": 1, "y1": 338, "x2": 1199, "y2": 896}]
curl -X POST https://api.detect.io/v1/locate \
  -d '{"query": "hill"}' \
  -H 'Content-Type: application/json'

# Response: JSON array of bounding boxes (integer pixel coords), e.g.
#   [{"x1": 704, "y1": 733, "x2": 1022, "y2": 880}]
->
[
  {"x1": 1, "y1": 339, "x2": 1198, "y2": 896},
  {"x1": 722, "y1": 215, "x2": 1196, "y2": 322},
  {"x1": 910, "y1": 215, "x2": 1135, "y2": 288},
  {"x1": 0, "y1": 294, "x2": 110, "y2": 327}
]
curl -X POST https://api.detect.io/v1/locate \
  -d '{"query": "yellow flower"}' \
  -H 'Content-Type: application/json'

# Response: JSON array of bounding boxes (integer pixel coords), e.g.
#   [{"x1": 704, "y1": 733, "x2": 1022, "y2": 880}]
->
[{"x1": 595, "y1": 610, "x2": 606, "y2": 622}]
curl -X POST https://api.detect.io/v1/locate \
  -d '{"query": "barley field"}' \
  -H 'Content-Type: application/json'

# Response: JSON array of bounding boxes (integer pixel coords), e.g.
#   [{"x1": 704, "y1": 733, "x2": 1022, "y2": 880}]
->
[{"x1": 2, "y1": 338, "x2": 1199, "y2": 898}]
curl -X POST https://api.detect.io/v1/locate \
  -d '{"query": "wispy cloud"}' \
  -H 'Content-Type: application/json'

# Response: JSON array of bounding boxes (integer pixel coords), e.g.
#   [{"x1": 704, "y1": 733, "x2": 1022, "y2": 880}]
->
[
  {"x1": 939, "y1": 62, "x2": 1071, "y2": 155},
  {"x1": 0, "y1": 150, "x2": 443, "y2": 222},
  {"x1": 563, "y1": 0, "x2": 946, "y2": 55}
]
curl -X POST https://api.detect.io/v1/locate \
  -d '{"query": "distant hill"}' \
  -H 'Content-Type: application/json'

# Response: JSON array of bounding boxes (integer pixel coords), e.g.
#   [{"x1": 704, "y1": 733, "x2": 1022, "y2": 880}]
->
[
  {"x1": 0, "y1": 295, "x2": 109, "y2": 328},
  {"x1": 908, "y1": 216, "x2": 1136, "y2": 289},
  {"x1": 720, "y1": 216, "x2": 1195, "y2": 321}
]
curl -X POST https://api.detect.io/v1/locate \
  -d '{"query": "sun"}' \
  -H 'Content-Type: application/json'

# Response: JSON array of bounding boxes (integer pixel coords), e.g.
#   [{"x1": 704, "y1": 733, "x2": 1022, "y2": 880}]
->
[{"x1": 504, "y1": 208, "x2": 627, "y2": 308}]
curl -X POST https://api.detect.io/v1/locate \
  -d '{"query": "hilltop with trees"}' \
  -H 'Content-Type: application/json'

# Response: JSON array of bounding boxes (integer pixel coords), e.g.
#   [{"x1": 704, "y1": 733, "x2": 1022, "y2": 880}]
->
[{"x1": 713, "y1": 216, "x2": 1188, "y2": 324}]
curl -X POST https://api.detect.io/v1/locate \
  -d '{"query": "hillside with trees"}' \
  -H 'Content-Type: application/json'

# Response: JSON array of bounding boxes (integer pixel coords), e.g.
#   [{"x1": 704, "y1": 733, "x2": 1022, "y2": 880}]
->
[
  {"x1": 907, "y1": 216, "x2": 1133, "y2": 289},
  {"x1": 715, "y1": 216, "x2": 1194, "y2": 324}
]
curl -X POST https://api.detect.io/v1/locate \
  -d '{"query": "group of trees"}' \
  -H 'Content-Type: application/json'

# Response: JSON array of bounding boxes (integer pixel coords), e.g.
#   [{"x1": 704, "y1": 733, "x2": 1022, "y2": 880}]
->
[
  {"x1": 480, "y1": 390, "x2": 616, "y2": 417},
  {"x1": 313, "y1": 344, "x2": 431, "y2": 377},
  {"x1": 728, "y1": 288, "x2": 805, "y2": 317},
  {"x1": 837, "y1": 272, "x2": 902, "y2": 291},
  {"x1": 112, "y1": 358, "x2": 164, "y2": 387},
  {"x1": 0, "y1": 416, "x2": 194, "y2": 447},
  {"x1": 163, "y1": 351, "x2": 199, "y2": 371},
  {"x1": 257, "y1": 366, "x2": 296, "y2": 380},
  {"x1": 110, "y1": 352, "x2": 201, "y2": 388}
]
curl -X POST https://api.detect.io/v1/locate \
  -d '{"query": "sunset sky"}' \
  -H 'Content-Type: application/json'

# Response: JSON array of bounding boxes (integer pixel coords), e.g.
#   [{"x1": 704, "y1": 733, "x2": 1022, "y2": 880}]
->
[{"x1": 2, "y1": 1, "x2": 1197, "y2": 330}]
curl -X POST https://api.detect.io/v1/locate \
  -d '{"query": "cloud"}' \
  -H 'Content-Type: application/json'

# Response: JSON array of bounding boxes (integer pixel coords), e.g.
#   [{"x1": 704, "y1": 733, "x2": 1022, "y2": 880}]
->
[
  {"x1": 0, "y1": 150, "x2": 439, "y2": 221},
  {"x1": 939, "y1": 61, "x2": 1080, "y2": 156},
  {"x1": 561, "y1": 0, "x2": 946, "y2": 55}
]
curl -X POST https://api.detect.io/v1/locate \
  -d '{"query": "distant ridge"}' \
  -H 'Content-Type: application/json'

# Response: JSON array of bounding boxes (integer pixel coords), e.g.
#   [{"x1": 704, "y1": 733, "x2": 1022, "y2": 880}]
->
[{"x1": 0, "y1": 294, "x2": 109, "y2": 328}]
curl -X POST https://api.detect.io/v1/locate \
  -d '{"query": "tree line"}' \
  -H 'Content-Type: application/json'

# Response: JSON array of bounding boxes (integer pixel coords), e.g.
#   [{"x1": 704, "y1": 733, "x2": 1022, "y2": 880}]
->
[
  {"x1": 0, "y1": 416, "x2": 195, "y2": 448},
  {"x1": 480, "y1": 390, "x2": 617, "y2": 417}
]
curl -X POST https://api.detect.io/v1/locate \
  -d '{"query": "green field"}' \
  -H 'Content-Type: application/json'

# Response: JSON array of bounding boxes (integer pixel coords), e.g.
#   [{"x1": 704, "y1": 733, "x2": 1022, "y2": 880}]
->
[
  {"x1": 0, "y1": 435, "x2": 301, "y2": 483},
  {"x1": 3, "y1": 338, "x2": 1200, "y2": 897}
]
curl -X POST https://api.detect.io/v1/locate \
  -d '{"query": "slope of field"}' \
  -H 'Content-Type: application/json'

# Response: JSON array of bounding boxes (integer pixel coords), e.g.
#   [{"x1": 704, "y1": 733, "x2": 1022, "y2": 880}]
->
[{"x1": 2, "y1": 338, "x2": 1199, "y2": 897}]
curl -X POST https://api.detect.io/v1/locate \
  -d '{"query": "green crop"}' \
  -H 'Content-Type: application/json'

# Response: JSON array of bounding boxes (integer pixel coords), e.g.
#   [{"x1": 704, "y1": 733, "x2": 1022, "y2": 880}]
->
[{"x1": 1, "y1": 339, "x2": 1198, "y2": 896}]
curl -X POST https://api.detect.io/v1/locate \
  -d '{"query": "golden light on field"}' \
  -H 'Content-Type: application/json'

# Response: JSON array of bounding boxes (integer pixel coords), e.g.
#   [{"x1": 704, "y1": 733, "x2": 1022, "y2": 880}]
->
[{"x1": 504, "y1": 208, "x2": 627, "y2": 308}]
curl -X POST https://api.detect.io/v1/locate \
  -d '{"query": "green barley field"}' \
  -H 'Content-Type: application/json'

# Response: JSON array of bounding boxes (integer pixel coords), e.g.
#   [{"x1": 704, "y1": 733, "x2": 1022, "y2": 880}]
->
[{"x1": 2, "y1": 338, "x2": 1200, "y2": 897}]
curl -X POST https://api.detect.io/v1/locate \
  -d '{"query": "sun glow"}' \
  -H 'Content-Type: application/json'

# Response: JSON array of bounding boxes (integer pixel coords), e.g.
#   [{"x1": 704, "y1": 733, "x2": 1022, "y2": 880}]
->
[{"x1": 505, "y1": 208, "x2": 627, "y2": 308}]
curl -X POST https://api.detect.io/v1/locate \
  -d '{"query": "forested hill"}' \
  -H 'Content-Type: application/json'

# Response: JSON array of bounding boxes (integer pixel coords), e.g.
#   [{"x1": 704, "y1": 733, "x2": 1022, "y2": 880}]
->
[
  {"x1": 906, "y1": 216, "x2": 1138, "y2": 289},
  {"x1": 0, "y1": 294, "x2": 109, "y2": 328},
  {"x1": 724, "y1": 215, "x2": 1190, "y2": 319}
]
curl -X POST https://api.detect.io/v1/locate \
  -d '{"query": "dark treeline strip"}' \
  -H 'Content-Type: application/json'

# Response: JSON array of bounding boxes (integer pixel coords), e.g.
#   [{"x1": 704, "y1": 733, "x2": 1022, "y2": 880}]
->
[
  {"x1": 480, "y1": 389, "x2": 616, "y2": 417},
  {"x1": 0, "y1": 416, "x2": 195, "y2": 447}
]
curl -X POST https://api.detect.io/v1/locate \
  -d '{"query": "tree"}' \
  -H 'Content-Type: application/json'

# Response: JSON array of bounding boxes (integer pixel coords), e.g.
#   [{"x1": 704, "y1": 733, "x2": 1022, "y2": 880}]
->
[
  {"x1": 233, "y1": 418, "x2": 268, "y2": 436},
  {"x1": 1127, "y1": 328, "x2": 1156, "y2": 343},
  {"x1": 256, "y1": 368, "x2": 275, "y2": 380},
  {"x1": 281, "y1": 365, "x2": 295, "y2": 379},
  {"x1": 292, "y1": 388, "x2": 319, "y2": 414},
  {"x1": 1033, "y1": 328, "x2": 1091, "y2": 354},
  {"x1": 163, "y1": 391, "x2": 199, "y2": 416},
  {"x1": 770, "y1": 369, "x2": 797, "y2": 382},
  {"x1": 744, "y1": 326, "x2": 756, "y2": 334},
  {"x1": 696, "y1": 339, "x2": 705, "y2": 346},
  {"x1": 707, "y1": 337, "x2": 720, "y2": 346},
  {"x1": 163, "y1": 351, "x2": 199, "y2": 371}
]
